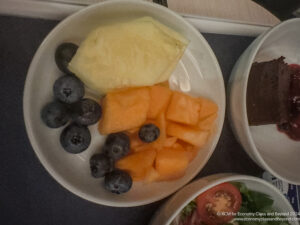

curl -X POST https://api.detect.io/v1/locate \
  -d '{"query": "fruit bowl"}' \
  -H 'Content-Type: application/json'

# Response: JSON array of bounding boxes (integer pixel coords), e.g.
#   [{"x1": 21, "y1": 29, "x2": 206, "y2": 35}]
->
[{"x1": 23, "y1": 0, "x2": 225, "y2": 206}]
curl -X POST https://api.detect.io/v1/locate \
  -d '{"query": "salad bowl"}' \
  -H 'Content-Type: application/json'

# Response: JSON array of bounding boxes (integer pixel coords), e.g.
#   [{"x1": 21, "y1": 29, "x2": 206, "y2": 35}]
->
[{"x1": 151, "y1": 174, "x2": 298, "y2": 225}]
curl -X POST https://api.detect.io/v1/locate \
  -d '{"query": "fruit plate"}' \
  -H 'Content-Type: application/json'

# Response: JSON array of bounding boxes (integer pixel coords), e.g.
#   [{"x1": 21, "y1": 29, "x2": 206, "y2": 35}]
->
[{"x1": 23, "y1": 0, "x2": 225, "y2": 207}]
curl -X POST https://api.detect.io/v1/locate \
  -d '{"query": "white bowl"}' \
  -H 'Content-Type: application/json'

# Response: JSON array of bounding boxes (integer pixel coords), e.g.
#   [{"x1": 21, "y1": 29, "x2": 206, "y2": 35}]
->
[
  {"x1": 23, "y1": 0, "x2": 225, "y2": 206},
  {"x1": 228, "y1": 18, "x2": 300, "y2": 185},
  {"x1": 150, "y1": 174, "x2": 299, "y2": 225}
]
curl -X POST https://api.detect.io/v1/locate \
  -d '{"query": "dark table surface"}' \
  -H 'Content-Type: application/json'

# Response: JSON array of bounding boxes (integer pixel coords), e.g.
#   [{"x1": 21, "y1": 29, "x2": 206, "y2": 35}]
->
[{"x1": 0, "y1": 15, "x2": 263, "y2": 225}]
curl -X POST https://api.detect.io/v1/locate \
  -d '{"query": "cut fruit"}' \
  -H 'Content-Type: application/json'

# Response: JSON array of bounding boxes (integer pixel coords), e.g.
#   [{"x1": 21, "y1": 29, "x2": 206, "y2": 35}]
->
[
  {"x1": 197, "y1": 113, "x2": 217, "y2": 131},
  {"x1": 101, "y1": 85, "x2": 218, "y2": 183},
  {"x1": 147, "y1": 85, "x2": 172, "y2": 119},
  {"x1": 172, "y1": 142, "x2": 185, "y2": 151},
  {"x1": 129, "y1": 132, "x2": 144, "y2": 150},
  {"x1": 166, "y1": 91, "x2": 200, "y2": 126},
  {"x1": 167, "y1": 122, "x2": 210, "y2": 147},
  {"x1": 116, "y1": 149, "x2": 156, "y2": 180},
  {"x1": 145, "y1": 167, "x2": 160, "y2": 183},
  {"x1": 164, "y1": 137, "x2": 178, "y2": 147},
  {"x1": 182, "y1": 142, "x2": 198, "y2": 162},
  {"x1": 130, "y1": 112, "x2": 167, "y2": 152},
  {"x1": 132, "y1": 142, "x2": 157, "y2": 152},
  {"x1": 155, "y1": 147, "x2": 189, "y2": 180},
  {"x1": 127, "y1": 127, "x2": 139, "y2": 134},
  {"x1": 155, "y1": 112, "x2": 167, "y2": 148},
  {"x1": 198, "y1": 97, "x2": 218, "y2": 120},
  {"x1": 172, "y1": 140, "x2": 198, "y2": 160},
  {"x1": 172, "y1": 141, "x2": 198, "y2": 162},
  {"x1": 98, "y1": 87, "x2": 150, "y2": 134},
  {"x1": 68, "y1": 17, "x2": 188, "y2": 95}
]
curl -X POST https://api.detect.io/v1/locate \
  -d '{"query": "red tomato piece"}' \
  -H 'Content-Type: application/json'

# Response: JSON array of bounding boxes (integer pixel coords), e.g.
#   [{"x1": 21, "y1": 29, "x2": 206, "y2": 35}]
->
[{"x1": 196, "y1": 182, "x2": 242, "y2": 225}]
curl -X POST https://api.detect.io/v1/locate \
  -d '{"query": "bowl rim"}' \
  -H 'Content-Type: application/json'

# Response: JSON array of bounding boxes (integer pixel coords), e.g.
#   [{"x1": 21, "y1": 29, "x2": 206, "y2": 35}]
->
[
  {"x1": 238, "y1": 18, "x2": 300, "y2": 185},
  {"x1": 163, "y1": 174, "x2": 297, "y2": 225},
  {"x1": 23, "y1": 0, "x2": 225, "y2": 206}
]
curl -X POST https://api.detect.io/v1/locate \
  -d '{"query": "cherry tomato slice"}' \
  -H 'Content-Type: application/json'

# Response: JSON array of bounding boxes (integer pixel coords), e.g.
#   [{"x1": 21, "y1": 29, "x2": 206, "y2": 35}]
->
[{"x1": 196, "y1": 182, "x2": 242, "y2": 225}]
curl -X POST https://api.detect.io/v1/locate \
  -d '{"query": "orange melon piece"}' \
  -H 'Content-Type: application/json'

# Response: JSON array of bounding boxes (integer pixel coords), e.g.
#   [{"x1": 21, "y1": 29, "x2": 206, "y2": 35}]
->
[
  {"x1": 166, "y1": 91, "x2": 200, "y2": 126},
  {"x1": 116, "y1": 149, "x2": 156, "y2": 180},
  {"x1": 126, "y1": 127, "x2": 139, "y2": 134},
  {"x1": 129, "y1": 132, "x2": 144, "y2": 150},
  {"x1": 172, "y1": 142, "x2": 185, "y2": 151},
  {"x1": 145, "y1": 167, "x2": 160, "y2": 183},
  {"x1": 133, "y1": 142, "x2": 157, "y2": 152},
  {"x1": 172, "y1": 141, "x2": 198, "y2": 162},
  {"x1": 99, "y1": 87, "x2": 150, "y2": 134},
  {"x1": 197, "y1": 112, "x2": 217, "y2": 131},
  {"x1": 147, "y1": 85, "x2": 172, "y2": 119},
  {"x1": 155, "y1": 112, "x2": 167, "y2": 148},
  {"x1": 198, "y1": 98, "x2": 218, "y2": 120},
  {"x1": 129, "y1": 113, "x2": 167, "y2": 152},
  {"x1": 155, "y1": 147, "x2": 189, "y2": 180},
  {"x1": 185, "y1": 148, "x2": 198, "y2": 162},
  {"x1": 181, "y1": 142, "x2": 198, "y2": 162},
  {"x1": 164, "y1": 137, "x2": 178, "y2": 147},
  {"x1": 167, "y1": 122, "x2": 209, "y2": 147}
]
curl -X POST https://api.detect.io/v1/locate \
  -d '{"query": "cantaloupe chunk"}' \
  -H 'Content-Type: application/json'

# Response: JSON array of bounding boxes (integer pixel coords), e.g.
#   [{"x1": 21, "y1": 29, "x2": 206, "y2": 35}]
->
[
  {"x1": 171, "y1": 140, "x2": 198, "y2": 161},
  {"x1": 116, "y1": 149, "x2": 156, "y2": 180},
  {"x1": 127, "y1": 127, "x2": 139, "y2": 134},
  {"x1": 166, "y1": 91, "x2": 200, "y2": 126},
  {"x1": 198, "y1": 98, "x2": 218, "y2": 120},
  {"x1": 167, "y1": 122, "x2": 209, "y2": 147},
  {"x1": 171, "y1": 141, "x2": 198, "y2": 162},
  {"x1": 145, "y1": 167, "x2": 160, "y2": 183},
  {"x1": 155, "y1": 112, "x2": 167, "y2": 148},
  {"x1": 98, "y1": 87, "x2": 150, "y2": 134},
  {"x1": 197, "y1": 113, "x2": 217, "y2": 131},
  {"x1": 180, "y1": 142, "x2": 198, "y2": 162},
  {"x1": 164, "y1": 137, "x2": 178, "y2": 147},
  {"x1": 172, "y1": 142, "x2": 185, "y2": 151},
  {"x1": 147, "y1": 85, "x2": 172, "y2": 119},
  {"x1": 129, "y1": 113, "x2": 167, "y2": 152},
  {"x1": 155, "y1": 147, "x2": 189, "y2": 180},
  {"x1": 128, "y1": 132, "x2": 144, "y2": 150},
  {"x1": 132, "y1": 142, "x2": 158, "y2": 152}
]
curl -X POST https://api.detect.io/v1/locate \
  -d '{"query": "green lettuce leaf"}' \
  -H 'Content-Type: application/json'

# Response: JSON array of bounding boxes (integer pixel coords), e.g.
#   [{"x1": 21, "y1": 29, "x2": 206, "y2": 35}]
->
[
  {"x1": 180, "y1": 200, "x2": 197, "y2": 221},
  {"x1": 231, "y1": 182, "x2": 290, "y2": 225}
]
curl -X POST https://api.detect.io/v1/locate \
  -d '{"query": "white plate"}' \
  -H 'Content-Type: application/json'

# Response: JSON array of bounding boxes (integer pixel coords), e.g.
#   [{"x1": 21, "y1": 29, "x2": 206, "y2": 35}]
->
[
  {"x1": 23, "y1": 0, "x2": 225, "y2": 206},
  {"x1": 229, "y1": 18, "x2": 300, "y2": 185}
]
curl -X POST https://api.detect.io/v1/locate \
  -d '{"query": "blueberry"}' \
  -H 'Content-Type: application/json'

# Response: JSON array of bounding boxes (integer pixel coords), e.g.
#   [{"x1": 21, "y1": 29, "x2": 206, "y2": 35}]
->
[
  {"x1": 103, "y1": 133, "x2": 130, "y2": 160},
  {"x1": 55, "y1": 42, "x2": 78, "y2": 74},
  {"x1": 138, "y1": 123, "x2": 160, "y2": 143},
  {"x1": 90, "y1": 154, "x2": 114, "y2": 178},
  {"x1": 60, "y1": 123, "x2": 91, "y2": 153},
  {"x1": 104, "y1": 170, "x2": 132, "y2": 194},
  {"x1": 41, "y1": 101, "x2": 70, "y2": 128},
  {"x1": 53, "y1": 75, "x2": 84, "y2": 104},
  {"x1": 72, "y1": 98, "x2": 102, "y2": 126}
]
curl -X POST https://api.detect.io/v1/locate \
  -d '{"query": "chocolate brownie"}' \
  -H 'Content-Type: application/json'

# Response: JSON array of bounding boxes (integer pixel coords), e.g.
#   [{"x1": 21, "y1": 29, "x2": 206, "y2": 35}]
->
[{"x1": 247, "y1": 56, "x2": 291, "y2": 125}]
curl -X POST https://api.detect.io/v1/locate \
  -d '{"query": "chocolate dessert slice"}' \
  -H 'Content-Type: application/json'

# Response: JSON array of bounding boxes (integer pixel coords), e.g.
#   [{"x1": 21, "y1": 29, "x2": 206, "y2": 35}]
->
[{"x1": 247, "y1": 57, "x2": 291, "y2": 125}]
